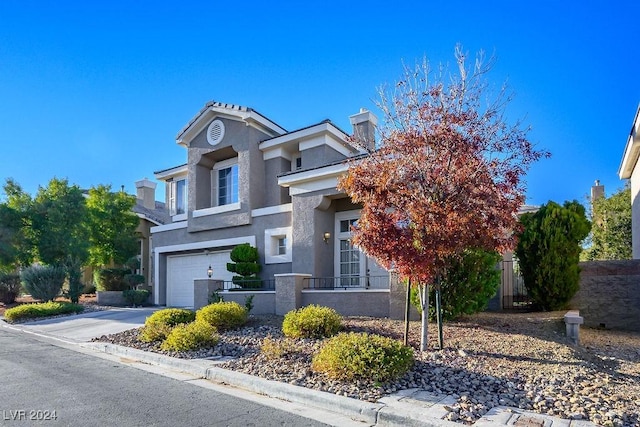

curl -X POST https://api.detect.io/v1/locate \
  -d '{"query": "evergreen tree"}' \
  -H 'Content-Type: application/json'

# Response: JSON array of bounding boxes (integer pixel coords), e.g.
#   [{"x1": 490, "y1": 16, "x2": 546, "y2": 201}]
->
[
  {"x1": 583, "y1": 184, "x2": 632, "y2": 260},
  {"x1": 515, "y1": 201, "x2": 591, "y2": 311}
]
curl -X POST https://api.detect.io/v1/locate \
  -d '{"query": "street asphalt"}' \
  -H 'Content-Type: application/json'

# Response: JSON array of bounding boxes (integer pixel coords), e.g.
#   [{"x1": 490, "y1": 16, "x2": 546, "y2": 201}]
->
[{"x1": 0, "y1": 308, "x2": 597, "y2": 427}]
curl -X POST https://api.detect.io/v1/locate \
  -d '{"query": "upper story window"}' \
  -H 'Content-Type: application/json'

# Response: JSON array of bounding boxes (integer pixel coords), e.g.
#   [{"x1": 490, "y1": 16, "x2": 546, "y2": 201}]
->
[
  {"x1": 169, "y1": 178, "x2": 187, "y2": 217},
  {"x1": 212, "y1": 158, "x2": 238, "y2": 207},
  {"x1": 277, "y1": 237, "x2": 287, "y2": 255}
]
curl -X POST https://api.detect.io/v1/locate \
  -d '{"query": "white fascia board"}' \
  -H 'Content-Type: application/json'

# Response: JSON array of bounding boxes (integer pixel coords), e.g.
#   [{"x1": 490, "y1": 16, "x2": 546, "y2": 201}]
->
[
  {"x1": 251, "y1": 203, "x2": 293, "y2": 217},
  {"x1": 155, "y1": 164, "x2": 188, "y2": 181},
  {"x1": 151, "y1": 221, "x2": 188, "y2": 233},
  {"x1": 278, "y1": 163, "x2": 348, "y2": 188},
  {"x1": 299, "y1": 134, "x2": 353, "y2": 157},
  {"x1": 259, "y1": 122, "x2": 354, "y2": 152},
  {"x1": 619, "y1": 114, "x2": 640, "y2": 179},
  {"x1": 263, "y1": 147, "x2": 293, "y2": 161},
  {"x1": 288, "y1": 176, "x2": 342, "y2": 195},
  {"x1": 136, "y1": 213, "x2": 163, "y2": 226},
  {"x1": 154, "y1": 235, "x2": 256, "y2": 254},
  {"x1": 245, "y1": 111, "x2": 286, "y2": 136}
]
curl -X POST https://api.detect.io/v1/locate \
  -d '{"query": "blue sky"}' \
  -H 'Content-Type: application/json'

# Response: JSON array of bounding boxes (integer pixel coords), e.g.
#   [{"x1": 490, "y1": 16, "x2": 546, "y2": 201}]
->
[{"x1": 1, "y1": 1, "x2": 638, "y2": 206}]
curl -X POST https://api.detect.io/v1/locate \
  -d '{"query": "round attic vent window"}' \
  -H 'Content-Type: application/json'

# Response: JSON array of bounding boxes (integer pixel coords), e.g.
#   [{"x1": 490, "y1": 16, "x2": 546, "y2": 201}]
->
[{"x1": 207, "y1": 120, "x2": 225, "y2": 146}]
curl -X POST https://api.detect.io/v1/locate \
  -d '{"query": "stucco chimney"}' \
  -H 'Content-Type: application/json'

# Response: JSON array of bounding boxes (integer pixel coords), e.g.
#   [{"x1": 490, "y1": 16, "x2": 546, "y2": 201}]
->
[
  {"x1": 591, "y1": 179, "x2": 605, "y2": 203},
  {"x1": 135, "y1": 178, "x2": 157, "y2": 210},
  {"x1": 349, "y1": 108, "x2": 378, "y2": 151}
]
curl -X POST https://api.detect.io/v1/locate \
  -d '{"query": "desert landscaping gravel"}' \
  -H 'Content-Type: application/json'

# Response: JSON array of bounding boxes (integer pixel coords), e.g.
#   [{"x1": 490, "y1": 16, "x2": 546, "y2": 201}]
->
[{"x1": 93, "y1": 311, "x2": 640, "y2": 426}]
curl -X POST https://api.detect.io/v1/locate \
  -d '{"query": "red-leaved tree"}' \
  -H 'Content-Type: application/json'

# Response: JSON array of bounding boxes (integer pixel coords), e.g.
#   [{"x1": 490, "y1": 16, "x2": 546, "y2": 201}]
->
[{"x1": 338, "y1": 46, "x2": 548, "y2": 351}]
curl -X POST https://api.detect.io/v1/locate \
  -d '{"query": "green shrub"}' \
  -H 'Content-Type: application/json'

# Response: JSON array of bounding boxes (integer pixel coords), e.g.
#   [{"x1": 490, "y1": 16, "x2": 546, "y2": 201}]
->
[
  {"x1": 122, "y1": 289, "x2": 150, "y2": 306},
  {"x1": 226, "y1": 243, "x2": 261, "y2": 288},
  {"x1": 208, "y1": 289, "x2": 224, "y2": 304},
  {"x1": 94, "y1": 268, "x2": 130, "y2": 291},
  {"x1": 196, "y1": 301, "x2": 247, "y2": 331},
  {"x1": 410, "y1": 249, "x2": 502, "y2": 321},
  {"x1": 63, "y1": 258, "x2": 84, "y2": 304},
  {"x1": 139, "y1": 308, "x2": 195, "y2": 342},
  {"x1": 0, "y1": 272, "x2": 21, "y2": 304},
  {"x1": 124, "y1": 273, "x2": 145, "y2": 288},
  {"x1": 21, "y1": 265, "x2": 66, "y2": 302},
  {"x1": 515, "y1": 200, "x2": 591, "y2": 311},
  {"x1": 4, "y1": 301, "x2": 83, "y2": 323},
  {"x1": 244, "y1": 295, "x2": 254, "y2": 313},
  {"x1": 282, "y1": 305, "x2": 342, "y2": 339},
  {"x1": 160, "y1": 320, "x2": 219, "y2": 351},
  {"x1": 312, "y1": 332, "x2": 414, "y2": 382}
]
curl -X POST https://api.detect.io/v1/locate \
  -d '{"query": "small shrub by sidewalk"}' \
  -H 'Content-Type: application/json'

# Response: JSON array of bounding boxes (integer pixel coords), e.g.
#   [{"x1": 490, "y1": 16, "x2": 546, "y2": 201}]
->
[
  {"x1": 21, "y1": 265, "x2": 66, "y2": 302},
  {"x1": 282, "y1": 305, "x2": 342, "y2": 339},
  {"x1": 160, "y1": 320, "x2": 219, "y2": 351},
  {"x1": 122, "y1": 289, "x2": 150, "y2": 306},
  {"x1": 139, "y1": 308, "x2": 195, "y2": 342},
  {"x1": 4, "y1": 301, "x2": 84, "y2": 323},
  {"x1": 0, "y1": 273, "x2": 21, "y2": 304},
  {"x1": 196, "y1": 301, "x2": 247, "y2": 331},
  {"x1": 312, "y1": 332, "x2": 414, "y2": 382}
]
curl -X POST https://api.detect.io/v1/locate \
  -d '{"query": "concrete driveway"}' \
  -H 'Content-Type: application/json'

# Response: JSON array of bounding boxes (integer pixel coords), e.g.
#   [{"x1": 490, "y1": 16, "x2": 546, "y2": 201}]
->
[{"x1": 2, "y1": 307, "x2": 159, "y2": 343}]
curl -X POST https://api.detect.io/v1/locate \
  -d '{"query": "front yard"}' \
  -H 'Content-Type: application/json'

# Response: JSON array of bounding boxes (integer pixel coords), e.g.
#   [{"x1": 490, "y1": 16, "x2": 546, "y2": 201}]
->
[{"x1": 93, "y1": 311, "x2": 640, "y2": 426}]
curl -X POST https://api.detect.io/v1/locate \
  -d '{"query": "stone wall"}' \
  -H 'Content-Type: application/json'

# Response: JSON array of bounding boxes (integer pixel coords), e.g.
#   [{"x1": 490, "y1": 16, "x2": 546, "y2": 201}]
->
[{"x1": 571, "y1": 260, "x2": 640, "y2": 332}]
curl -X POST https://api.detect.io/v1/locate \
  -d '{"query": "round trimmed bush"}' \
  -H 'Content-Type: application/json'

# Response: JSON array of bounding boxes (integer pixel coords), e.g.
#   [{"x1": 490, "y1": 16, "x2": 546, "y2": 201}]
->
[
  {"x1": 160, "y1": 320, "x2": 219, "y2": 351},
  {"x1": 139, "y1": 308, "x2": 195, "y2": 342},
  {"x1": 282, "y1": 305, "x2": 342, "y2": 339},
  {"x1": 196, "y1": 301, "x2": 247, "y2": 331},
  {"x1": 312, "y1": 332, "x2": 414, "y2": 382}
]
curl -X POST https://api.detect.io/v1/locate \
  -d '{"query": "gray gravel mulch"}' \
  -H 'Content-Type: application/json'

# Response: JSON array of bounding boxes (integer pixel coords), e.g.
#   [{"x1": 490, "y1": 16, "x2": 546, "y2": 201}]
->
[{"x1": 92, "y1": 312, "x2": 640, "y2": 426}]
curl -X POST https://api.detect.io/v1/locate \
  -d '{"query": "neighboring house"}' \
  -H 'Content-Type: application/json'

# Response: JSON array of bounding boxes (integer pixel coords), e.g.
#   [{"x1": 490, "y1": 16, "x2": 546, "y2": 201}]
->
[
  {"x1": 150, "y1": 101, "x2": 386, "y2": 307},
  {"x1": 132, "y1": 178, "x2": 171, "y2": 287},
  {"x1": 618, "y1": 103, "x2": 640, "y2": 259}
]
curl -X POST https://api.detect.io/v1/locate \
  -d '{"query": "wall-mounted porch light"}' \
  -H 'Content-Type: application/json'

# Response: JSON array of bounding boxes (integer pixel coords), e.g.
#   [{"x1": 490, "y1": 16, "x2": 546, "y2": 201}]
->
[
  {"x1": 207, "y1": 265, "x2": 213, "y2": 278},
  {"x1": 323, "y1": 232, "x2": 331, "y2": 244}
]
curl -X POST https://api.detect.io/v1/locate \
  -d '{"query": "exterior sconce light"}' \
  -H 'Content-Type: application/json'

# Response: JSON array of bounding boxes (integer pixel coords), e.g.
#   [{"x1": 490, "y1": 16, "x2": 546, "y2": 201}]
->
[
  {"x1": 207, "y1": 265, "x2": 213, "y2": 278},
  {"x1": 323, "y1": 232, "x2": 331, "y2": 244}
]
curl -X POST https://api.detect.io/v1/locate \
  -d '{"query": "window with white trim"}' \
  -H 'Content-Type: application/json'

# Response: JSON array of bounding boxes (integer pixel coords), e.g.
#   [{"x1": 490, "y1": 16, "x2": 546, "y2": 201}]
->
[
  {"x1": 211, "y1": 158, "x2": 239, "y2": 207},
  {"x1": 169, "y1": 178, "x2": 187, "y2": 217},
  {"x1": 264, "y1": 227, "x2": 292, "y2": 264},
  {"x1": 277, "y1": 237, "x2": 287, "y2": 255},
  {"x1": 335, "y1": 211, "x2": 364, "y2": 286}
]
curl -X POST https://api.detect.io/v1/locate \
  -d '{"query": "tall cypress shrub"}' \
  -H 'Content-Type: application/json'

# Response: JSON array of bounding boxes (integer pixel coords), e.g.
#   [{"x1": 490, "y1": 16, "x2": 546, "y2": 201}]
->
[{"x1": 515, "y1": 201, "x2": 591, "y2": 311}]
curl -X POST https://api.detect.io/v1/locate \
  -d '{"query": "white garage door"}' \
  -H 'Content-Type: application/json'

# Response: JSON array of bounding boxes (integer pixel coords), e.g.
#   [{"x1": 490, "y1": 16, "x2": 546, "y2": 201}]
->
[{"x1": 167, "y1": 251, "x2": 233, "y2": 307}]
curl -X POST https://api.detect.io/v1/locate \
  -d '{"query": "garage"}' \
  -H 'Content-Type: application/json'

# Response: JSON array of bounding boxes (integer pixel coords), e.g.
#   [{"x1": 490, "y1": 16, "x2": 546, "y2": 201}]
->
[{"x1": 166, "y1": 251, "x2": 233, "y2": 307}]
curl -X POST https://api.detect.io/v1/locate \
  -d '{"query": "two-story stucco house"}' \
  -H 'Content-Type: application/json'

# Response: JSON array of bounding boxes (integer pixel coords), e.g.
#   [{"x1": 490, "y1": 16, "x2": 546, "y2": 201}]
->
[{"x1": 149, "y1": 101, "x2": 388, "y2": 308}]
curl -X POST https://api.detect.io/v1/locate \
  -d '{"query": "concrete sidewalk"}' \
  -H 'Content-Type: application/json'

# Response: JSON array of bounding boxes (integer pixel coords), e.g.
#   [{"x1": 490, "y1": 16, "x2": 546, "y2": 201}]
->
[{"x1": 0, "y1": 308, "x2": 596, "y2": 427}]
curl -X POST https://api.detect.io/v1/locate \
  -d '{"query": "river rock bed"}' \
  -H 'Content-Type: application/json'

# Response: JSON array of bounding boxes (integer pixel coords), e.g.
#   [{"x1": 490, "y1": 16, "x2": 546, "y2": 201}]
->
[{"x1": 92, "y1": 312, "x2": 640, "y2": 426}]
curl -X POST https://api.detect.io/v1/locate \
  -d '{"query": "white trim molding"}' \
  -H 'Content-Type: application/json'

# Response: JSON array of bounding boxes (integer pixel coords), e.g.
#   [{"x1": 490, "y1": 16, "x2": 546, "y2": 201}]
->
[
  {"x1": 251, "y1": 203, "x2": 292, "y2": 217},
  {"x1": 619, "y1": 104, "x2": 640, "y2": 179},
  {"x1": 278, "y1": 163, "x2": 348, "y2": 196},
  {"x1": 151, "y1": 221, "x2": 188, "y2": 233},
  {"x1": 264, "y1": 227, "x2": 292, "y2": 264},
  {"x1": 193, "y1": 202, "x2": 241, "y2": 217}
]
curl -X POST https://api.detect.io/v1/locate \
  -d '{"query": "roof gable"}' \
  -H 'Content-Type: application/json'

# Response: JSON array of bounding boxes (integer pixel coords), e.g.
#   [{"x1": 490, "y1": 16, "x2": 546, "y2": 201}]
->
[{"x1": 176, "y1": 101, "x2": 286, "y2": 147}]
